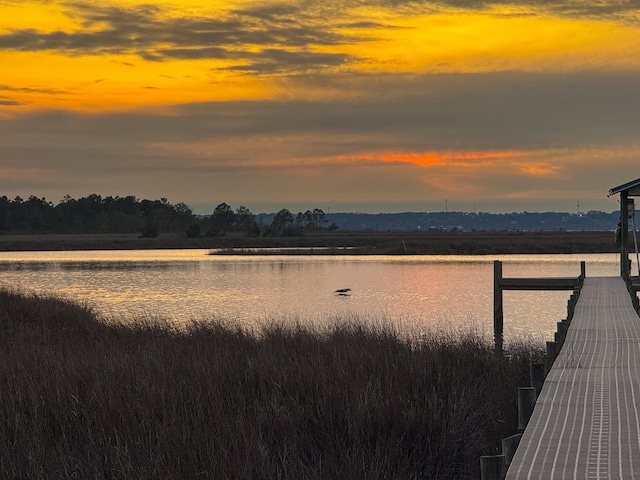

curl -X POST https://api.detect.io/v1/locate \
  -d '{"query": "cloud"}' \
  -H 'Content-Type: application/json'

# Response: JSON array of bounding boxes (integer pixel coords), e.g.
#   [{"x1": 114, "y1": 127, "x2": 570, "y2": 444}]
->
[
  {"x1": 345, "y1": 150, "x2": 527, "y2": 166},
  {"x1": 0, "y1": 99, "x2": 26, "y2": 106},
  {"x1": 0, "y1": 2, "x2": 366, "y2": 75},
  {"x1": 150, "y1": 70, "x2": 640, "y2": 155},
  {"x1": 223, "y1": 49, "x2": 352, "y2": 75},
  {"x1": 0, "y1": 81, "x2": 613, "y2": 156},
  {"x1": 0, "y1": 68, "x2": 638, "y2": 212},
  {"x1": 381, "y1": 0, "x2": 640, "y2": 21},
  {"x1": 0, "y1": 84, "x2": 68, "y2": 95}
]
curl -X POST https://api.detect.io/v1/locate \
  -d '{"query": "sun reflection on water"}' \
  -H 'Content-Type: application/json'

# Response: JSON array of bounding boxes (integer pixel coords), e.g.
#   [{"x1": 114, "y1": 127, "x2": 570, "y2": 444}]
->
[{"x1": 0, "y1": 250, "x2": 619, "y2": 342}]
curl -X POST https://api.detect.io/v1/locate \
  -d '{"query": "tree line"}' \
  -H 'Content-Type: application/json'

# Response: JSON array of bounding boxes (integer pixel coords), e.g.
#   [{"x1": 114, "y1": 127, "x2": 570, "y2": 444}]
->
[
  {"x1": 191, "y1": 204, "x2": 335, "y2": 237},
  {"x1": 0, "y1": 195, "x2": 335, "y2": 237}
]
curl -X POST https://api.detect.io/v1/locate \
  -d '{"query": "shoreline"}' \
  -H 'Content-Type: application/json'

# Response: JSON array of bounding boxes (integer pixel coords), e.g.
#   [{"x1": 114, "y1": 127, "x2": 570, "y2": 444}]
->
[{"x1": 0, "y1": 230, "x2": 618, "y2": 255}]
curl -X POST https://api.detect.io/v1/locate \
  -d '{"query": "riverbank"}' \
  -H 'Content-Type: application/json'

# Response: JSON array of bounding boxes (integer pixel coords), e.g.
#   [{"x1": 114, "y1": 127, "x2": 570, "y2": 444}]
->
[
  {"x1": 1, "y1": 288, "x2": 543, "y2": 479},
  {"x1": 0, "y1": 230, "x2": 617, "y2": 254}
]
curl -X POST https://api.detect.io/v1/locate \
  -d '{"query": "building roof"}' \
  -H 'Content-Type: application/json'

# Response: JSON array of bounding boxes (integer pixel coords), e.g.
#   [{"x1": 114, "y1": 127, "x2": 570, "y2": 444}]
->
[{"x1": 608, "y1": 178, "x2": 640, "y2": 197}]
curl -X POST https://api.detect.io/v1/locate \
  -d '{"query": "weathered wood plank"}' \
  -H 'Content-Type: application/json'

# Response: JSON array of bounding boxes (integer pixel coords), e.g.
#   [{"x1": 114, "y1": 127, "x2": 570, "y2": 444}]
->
[
  {"x1": 506, "y1": 277, "x2": 640, "y2": 479},
  {"x1": 499, "y1": 277, "x2": 580, "y2": 290}
]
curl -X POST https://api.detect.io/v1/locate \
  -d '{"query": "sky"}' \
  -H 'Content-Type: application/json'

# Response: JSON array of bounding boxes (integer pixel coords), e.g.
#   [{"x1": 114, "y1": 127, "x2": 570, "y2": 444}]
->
[{"x1": 2, "y1": 0, "x2": 640, "y2": 214}]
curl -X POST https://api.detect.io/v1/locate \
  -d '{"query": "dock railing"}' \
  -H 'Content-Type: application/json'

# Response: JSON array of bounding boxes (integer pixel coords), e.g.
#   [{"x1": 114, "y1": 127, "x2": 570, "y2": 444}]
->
[
  {"x1": 493, "y1": 260, "x2": 585, "y2": 354},
  {"x1": 481, "y1": 260, "x2": 586, "y2": 480}
]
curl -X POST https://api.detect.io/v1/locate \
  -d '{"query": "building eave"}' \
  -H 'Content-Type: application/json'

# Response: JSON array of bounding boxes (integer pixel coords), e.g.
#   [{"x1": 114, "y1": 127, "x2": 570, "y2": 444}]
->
[{"x1": 608, "y1": 178, "x2": 640, "y2": 197}]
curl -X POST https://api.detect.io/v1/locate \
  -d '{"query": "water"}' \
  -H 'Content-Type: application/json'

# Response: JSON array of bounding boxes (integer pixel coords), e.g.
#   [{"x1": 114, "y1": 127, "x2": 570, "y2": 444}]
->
[{"x1": 0, "y1": 250, "x2": 620, "y2": 342}]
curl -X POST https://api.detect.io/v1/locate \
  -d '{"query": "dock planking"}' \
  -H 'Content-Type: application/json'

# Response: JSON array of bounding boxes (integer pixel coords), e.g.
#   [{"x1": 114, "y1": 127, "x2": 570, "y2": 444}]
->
[{"x1": 506, "y1": 277, "x2": 640, "y2": 479}]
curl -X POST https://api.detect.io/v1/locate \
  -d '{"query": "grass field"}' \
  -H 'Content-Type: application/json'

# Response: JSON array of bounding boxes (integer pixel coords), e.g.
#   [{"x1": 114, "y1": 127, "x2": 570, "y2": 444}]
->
[
  {"x1": 0, "y1": 230, "x2": 618, "y2": 254},
  {"x1": 0, "y1": 288, "x2": 544, "y2": 479}
]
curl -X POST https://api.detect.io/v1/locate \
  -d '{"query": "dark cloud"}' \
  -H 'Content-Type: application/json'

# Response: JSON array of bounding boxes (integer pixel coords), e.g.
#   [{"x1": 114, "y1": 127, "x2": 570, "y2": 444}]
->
[
  {"x1": 0, "y1": 99, "x2": 26, "y2": 106},
  {"x1": 151, "y1": 46, "x2": 231, "y2": 61},
  {"x1": 4, "y1": 1, "x2": 635, "y2": 82},
  {"x1": 135, "y1": 71, "x2": 637, "y2": 154},
  {"x1": 3, "y1": 70, "x2": 640, "y2": 155},
  {"x1": 230, "y1": 3, "x2": 302, "y2": 19},
  {"x1": 223, "y1": 49, "x2": 351, "y2": 74},
  {"x1": 337, "y1": 21, "x2": 398, "y2": 29},
  {"x1": 0, "y1": 84, "x2": 69, "y2": 95},
  {"x1": 0, "y1": 2, "x2": 365, "y2": 75},
  {"x1": 394, "y1": 0, "x2": 640, "y2": 21}
]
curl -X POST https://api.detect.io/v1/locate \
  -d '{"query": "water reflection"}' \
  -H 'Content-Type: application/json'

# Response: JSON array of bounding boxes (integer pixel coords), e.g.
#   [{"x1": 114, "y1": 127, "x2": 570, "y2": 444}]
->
[
  {"x1": 0, "y1": 261, "x2": 56, "y2": 271},
  {"x1": 0, "y1": 250, "x2": 619, "y2": 342}
]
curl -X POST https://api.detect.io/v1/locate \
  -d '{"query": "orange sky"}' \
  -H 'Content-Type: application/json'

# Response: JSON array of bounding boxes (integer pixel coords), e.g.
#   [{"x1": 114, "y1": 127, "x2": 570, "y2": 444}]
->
[{"x1": 2, "y1": 0, "x2": 640, "y2": 212}]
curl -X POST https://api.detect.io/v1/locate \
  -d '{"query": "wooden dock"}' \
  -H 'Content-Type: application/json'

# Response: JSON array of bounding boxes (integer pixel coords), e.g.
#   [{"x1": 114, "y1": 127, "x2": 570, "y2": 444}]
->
[{"x1": 506, "y1": 276, "x2": 640, "y2": 479}]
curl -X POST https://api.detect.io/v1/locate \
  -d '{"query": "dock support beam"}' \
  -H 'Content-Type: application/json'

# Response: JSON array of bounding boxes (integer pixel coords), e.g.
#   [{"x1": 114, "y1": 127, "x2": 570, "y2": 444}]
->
[
  {"x1": 621, "y1": 191, "x2": 631, "y2": 278},
  {"x1": 493, "y1": 260, "x2": 584, "y2": 354},
  {"x1": 494, "y1": 260, "x2": 504, "y2": 355}
]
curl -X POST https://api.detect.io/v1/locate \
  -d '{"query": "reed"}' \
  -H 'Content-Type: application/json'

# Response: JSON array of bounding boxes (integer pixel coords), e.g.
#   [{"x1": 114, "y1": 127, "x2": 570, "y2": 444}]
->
[
  {"x1": 0, "y1": 288, "x2": 542, "y2": 479},
  {"x1": 0, "y1": 230, "x2": 616, "y2": 254}
]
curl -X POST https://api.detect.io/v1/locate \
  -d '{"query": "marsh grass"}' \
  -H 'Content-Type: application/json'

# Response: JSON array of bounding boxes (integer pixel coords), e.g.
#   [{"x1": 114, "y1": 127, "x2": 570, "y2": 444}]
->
[
  {"x1": 0, "y1": 288, "x2": 543, "y2": 479},
  {"x1": 0, "y1": 230, "x2": 616, "y2": 254}
]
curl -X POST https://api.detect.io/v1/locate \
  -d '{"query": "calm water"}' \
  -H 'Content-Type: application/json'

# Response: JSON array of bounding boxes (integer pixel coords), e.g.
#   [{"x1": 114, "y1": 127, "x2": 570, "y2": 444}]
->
[{"x1": 0, "y1": 250, "x2": 620, "y2": 342}]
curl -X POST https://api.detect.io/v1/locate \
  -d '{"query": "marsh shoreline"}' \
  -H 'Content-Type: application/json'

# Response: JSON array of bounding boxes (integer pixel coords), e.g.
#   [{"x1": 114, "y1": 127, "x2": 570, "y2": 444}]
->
[
  {"x1": 0, "y1": 230, "x2": 617, "y2": 254},
  {"x1": 0, "y1": 287, "x2": 543, "y2": 479}
]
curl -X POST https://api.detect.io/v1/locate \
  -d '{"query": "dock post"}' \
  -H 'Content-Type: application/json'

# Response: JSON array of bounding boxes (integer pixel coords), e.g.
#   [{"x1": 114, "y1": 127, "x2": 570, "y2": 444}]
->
[
  {"x1": 502, "y1": 433, "x2": 522, "y2": 466},
  {"x1": 556, "y1": 321, "x2": 568, "y2": 345},
  {"x1": 567, "y1": 292, "x2": 579, "y2": 320},
  {"x1": 529, "y1": 362, "x2": 546, "y2": 397},
  {"x1": 518, "y1": 387, "x2": 537, "y2": 431},
  {"x1": 545, "y1": 341, "x2": 557, "y2": 372},
  {"x1": 621, "y1": 191, "x2": 630, "y2": 278},
  {"x1": 480, "y1": 455, "x2": 506, "y2": 480},
  {"x1": 493, "y1": 260, "x2": 503, "y2": 355},
  {"x1": 580, "y1": 261, "x2": 586, "y2": 283}
]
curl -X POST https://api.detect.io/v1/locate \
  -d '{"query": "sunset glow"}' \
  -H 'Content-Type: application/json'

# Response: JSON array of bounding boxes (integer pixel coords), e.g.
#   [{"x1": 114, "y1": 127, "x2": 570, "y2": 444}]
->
[
  {"x1": 2, "y1": 0, "x2": 640, "y2": 212},
  {"x1": 367, "y1": 151, "x2": 527, "y2": 167},
  {"x1": 4, "y1": 2, "x2": 640, "y2": 111}
]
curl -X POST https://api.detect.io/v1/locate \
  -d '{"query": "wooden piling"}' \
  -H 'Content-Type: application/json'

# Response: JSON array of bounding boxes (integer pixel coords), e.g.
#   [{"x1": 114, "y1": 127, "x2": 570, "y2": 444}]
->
[
  {"x1": 529, "y1": 362, "x2": 546, "y2": 397},
  {"x1": 555, "y1": 321, "x2": 567, "y2": 345},
  {"x1": 502, "y1": 433, "x2": 522, "y2": 466},
  {"x1": 494, "y1": 260, "x2": 504, "y2": 355},
  {"x1": 480, "y1": 455, "x2": 506, "y2": 480},
  {"x1": 621, "y1": 190, "x2": 630, "y2": 278},
  {"x1": 518, "y1": 387, "x2": 537, "y2": 432}
]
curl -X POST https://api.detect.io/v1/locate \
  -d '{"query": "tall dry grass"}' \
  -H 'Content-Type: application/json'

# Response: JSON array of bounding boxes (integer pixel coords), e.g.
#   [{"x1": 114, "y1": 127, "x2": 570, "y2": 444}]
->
[{"x1": 0, "y1": 288, "x2": 543, "y2": 479}]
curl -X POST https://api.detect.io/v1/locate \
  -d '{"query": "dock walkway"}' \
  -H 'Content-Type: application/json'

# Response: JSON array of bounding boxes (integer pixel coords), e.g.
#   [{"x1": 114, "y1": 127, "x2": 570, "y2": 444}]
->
[{"x1": 507, "y1": 277, "x2": 640, "y2": 479}]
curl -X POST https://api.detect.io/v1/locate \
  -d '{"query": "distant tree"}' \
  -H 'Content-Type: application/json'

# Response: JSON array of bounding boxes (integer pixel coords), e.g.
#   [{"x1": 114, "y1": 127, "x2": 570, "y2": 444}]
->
[
  {"x1": 267, "y1": 208, "x2": 298, "y2": 236},
  {"x1": 312, "y1": 208, "x2": 325, "y2": 229},
  {"x1": 299, "y1": 210, "x2": 315, "y2": 230},
  {"x1": 174, "y1": 202, "x2": 193, "y2": 217},
  {"x1": 140, "y1": 221, "x2": 159, "y2": 238},
  {"x1": 0, "y1": 196, "x2": 10, "y2": 231},
  {"x1": 24, "y1": 196, "x2": 54, "y2": 233},
  {"x1": 119, "y1": 196, "x2": 139, "y2": 215},
  {"x1": 294, "y1": 208, "x2": 325, "y2": 231},
  {"x1": 235, "y1": 205, "x2": 260, "y2": 236},
  {"x1": 171, "y1": 202, "x2": 195, "y2": 232},
  {"x1": 9, "y1": 196, "x2": 27, "y2": 231},
  {"x1": 185, "y1": 223, "x2": 201, "y2": 238},
  {"x1": 210, "y1": 203, "x2": 236, "y2": 235},
  {"x1": 0, "y1": 194, "x2": 200, "y2": 235}
]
